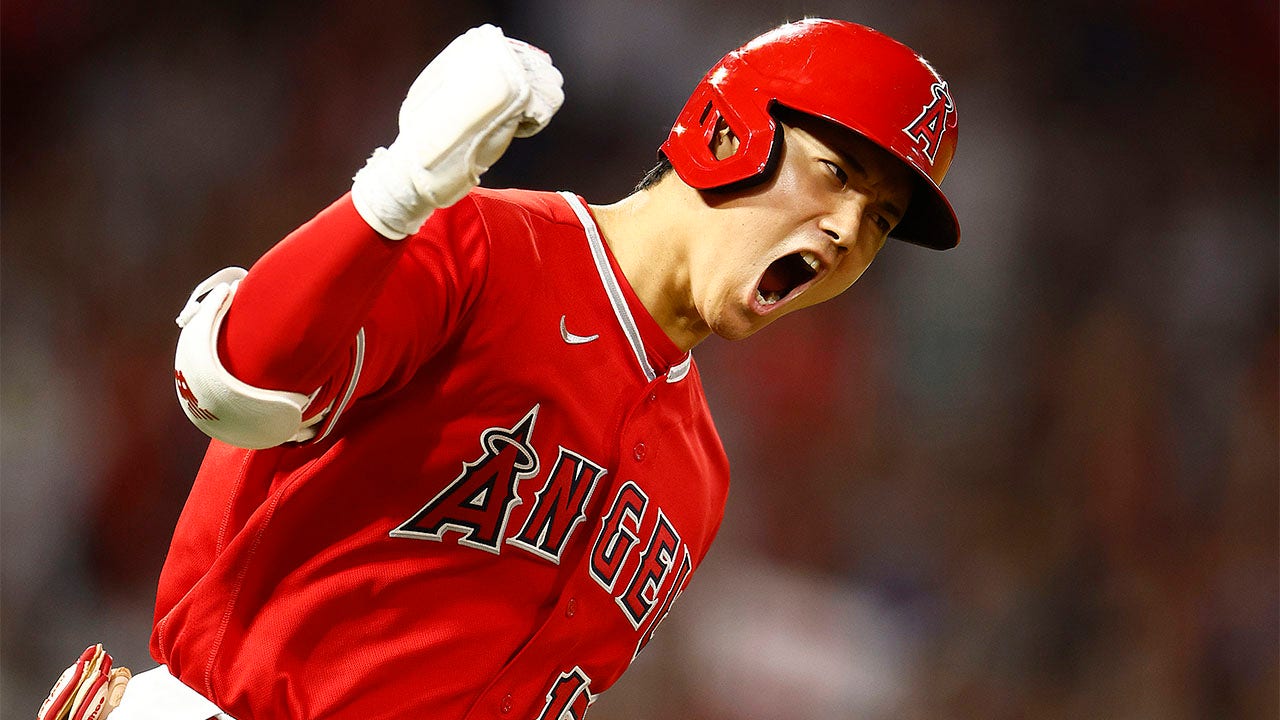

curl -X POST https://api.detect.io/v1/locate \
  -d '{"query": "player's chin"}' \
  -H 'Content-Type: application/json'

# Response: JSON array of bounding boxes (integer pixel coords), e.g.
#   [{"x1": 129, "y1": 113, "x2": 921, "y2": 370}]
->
[{"x1": 709, "y1": 304, "x2": 783, "y2": 342}]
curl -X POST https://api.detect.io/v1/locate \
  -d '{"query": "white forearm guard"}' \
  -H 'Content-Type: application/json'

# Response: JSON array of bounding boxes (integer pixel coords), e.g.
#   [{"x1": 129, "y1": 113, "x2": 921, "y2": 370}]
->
[
  {"x1": 351, "y1": 24, "x2": 564, "y2": 239},
  {"x1": 174, "y1": 268, "x2": 318, "y2": 450}
]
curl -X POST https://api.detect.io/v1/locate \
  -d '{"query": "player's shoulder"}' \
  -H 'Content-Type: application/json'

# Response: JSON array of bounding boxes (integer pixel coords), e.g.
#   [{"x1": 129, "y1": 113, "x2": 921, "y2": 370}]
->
[{"x1": 465, "y1": 187, "x2": 582, "y2": 228}]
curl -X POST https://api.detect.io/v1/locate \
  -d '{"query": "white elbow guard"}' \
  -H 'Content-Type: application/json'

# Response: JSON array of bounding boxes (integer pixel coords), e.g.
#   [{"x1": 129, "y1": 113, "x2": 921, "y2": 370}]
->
[{"x1": 174, "y1": 268, "x2": 319, "y2": 449}]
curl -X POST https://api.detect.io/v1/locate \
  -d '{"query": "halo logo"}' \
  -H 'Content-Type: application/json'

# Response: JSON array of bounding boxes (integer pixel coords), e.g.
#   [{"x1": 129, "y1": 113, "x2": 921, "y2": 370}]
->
[{"x1": 902, "y1": 81, "x2": 955, "y2": 164}]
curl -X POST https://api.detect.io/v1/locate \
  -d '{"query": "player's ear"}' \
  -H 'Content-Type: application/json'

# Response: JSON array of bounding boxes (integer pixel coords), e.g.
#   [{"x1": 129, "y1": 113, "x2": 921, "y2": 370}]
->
[{"x1": 709, "y1": 117, "x2": 740, "y2": 161}]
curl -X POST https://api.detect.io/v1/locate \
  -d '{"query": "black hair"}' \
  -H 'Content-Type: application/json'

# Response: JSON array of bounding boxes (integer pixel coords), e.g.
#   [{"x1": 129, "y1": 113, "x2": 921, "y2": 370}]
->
[{"x1": 633, "y1": 152, "x2": 674, "y2": 193}]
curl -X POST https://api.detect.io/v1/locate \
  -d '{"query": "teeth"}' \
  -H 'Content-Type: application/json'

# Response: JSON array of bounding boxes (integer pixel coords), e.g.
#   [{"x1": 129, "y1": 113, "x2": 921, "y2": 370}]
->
[
  {"x1": 800, "y1": 251, "x2": 820, "y2": 273},
  {"x1": 756, "y1": 289, "x2": 782, "y2": 306}
]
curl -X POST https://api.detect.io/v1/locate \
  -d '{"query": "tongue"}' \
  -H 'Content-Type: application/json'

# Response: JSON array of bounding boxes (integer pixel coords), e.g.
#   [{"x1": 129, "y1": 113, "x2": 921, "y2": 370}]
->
[{"x1": 759, "y1": 263, "x2": 789, "y2": 294}]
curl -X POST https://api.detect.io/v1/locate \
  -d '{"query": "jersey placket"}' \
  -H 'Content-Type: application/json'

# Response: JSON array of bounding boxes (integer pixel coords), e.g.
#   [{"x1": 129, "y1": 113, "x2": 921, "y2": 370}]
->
[{"x1": 465, "y1": 372, "x2": 689, "y2": 719}]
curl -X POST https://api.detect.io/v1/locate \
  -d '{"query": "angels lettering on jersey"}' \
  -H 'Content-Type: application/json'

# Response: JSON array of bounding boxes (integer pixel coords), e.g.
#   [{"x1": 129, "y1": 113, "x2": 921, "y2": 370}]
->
[{"x1": 390, "y1": 404, "x2": 694, "y2": 660}]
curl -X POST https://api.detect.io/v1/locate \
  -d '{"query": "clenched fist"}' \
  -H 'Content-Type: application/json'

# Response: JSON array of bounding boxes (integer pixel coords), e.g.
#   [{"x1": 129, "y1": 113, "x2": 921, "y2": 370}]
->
[{"x1": 352, "y1": 24, "x2": 565, "y2": 239}]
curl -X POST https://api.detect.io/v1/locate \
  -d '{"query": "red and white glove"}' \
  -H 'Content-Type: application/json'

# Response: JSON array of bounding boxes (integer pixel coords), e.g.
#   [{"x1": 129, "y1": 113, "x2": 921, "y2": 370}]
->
[
  {"x1": 37, "y1": 644, "x2": 132, "y2": 720},
  {"x1": 351, "y1": 23, "x2": 565, "y2": 239}
]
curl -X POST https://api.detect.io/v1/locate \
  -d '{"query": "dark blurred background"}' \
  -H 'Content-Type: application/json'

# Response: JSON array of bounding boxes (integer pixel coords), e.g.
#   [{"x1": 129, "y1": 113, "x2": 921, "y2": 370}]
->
[{"x1": 2, "y1": 1, "x2": 1276, "y2": 717}]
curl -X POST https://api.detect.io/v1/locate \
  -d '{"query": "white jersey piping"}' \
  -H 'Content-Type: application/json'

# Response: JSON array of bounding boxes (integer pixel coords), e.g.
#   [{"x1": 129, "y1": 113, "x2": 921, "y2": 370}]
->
[{"x1": 559, "y1": 192, "x2": 658, "y2": 382}]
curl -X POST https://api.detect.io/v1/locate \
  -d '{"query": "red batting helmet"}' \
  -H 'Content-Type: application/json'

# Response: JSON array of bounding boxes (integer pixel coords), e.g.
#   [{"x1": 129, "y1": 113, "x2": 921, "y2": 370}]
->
[{"x1": 660, "y1": 19, "x2": 960, "y2": 249}]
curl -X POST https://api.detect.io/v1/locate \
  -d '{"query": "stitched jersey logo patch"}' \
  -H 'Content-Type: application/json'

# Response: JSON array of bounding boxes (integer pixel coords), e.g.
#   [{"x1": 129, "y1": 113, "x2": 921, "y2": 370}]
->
[{"x1": 560, "y1": 315, "x2": 599, "y2": 345}]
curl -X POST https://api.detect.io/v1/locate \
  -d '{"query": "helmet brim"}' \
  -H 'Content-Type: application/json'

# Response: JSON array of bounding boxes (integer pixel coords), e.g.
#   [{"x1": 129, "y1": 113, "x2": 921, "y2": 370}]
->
[{"x1": 892, "y1": 169, "x2": 960, "y2": 250}]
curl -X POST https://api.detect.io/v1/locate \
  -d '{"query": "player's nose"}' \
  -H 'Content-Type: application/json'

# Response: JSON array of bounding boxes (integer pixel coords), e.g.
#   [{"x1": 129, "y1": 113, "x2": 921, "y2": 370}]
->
[{"x1": 817, "y1": 194, "x2": 869, "y2": 250}]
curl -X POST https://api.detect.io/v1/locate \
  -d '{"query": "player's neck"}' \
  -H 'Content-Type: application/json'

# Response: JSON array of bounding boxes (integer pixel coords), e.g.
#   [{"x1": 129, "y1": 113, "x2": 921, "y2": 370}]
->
[{"x1": 590, "y1": 183, "x2": 711, "y2": 353}]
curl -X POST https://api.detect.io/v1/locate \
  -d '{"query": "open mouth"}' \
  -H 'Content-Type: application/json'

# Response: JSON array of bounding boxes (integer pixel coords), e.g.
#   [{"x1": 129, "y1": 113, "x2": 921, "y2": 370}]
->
[{"x1": 755, "y1": 251, "x2": 821, "y2": 307}]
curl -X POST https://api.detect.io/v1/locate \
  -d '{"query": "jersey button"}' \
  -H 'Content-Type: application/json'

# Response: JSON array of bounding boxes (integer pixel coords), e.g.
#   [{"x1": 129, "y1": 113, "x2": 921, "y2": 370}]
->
[
  {"x1": 647, "y1": 391, "x2": 657, "y2": 403},
  {"x1": 632, "y1": 442, "x2": 647, "y2": 461},
  {"x1": 500, "y1": 694, "x2": 513, "y2": 714},
  {"x1": 566, "y1": 597, "x2": 578, "y2": 618}
]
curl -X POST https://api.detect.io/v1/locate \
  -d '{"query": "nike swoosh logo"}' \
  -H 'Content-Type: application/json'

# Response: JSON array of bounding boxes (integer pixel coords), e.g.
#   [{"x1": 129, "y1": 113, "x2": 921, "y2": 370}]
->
[{"x1": 560, "y1": 315, "x2": 600, "y2": 345}]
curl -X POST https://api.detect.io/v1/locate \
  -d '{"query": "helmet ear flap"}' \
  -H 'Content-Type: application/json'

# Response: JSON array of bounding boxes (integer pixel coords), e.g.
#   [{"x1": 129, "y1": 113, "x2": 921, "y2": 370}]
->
[{"x1": 661, "y1": 81, "x2": 781, "y2": 191}]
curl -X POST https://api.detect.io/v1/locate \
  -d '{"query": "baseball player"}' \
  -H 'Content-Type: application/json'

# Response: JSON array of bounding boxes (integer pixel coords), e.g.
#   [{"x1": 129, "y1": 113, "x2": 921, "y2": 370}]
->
[{"x1": 41, "y1": 18, "x2": 959, "y2": 720}]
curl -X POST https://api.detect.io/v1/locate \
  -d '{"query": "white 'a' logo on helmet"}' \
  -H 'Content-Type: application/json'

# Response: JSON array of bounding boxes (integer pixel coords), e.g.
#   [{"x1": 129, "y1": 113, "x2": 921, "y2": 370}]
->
[{"x1": 902, "y1": 81, "x2": 954, "y2": 164}]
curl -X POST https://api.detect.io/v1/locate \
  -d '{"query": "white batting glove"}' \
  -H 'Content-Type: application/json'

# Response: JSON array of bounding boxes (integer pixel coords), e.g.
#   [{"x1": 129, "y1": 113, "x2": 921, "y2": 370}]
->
[
  {"x1": 351, "y1": 24, "x2": 565, "y2": 239},
  {"x1": 38, "y1": 644, "x2": 132, "y2": 720}
]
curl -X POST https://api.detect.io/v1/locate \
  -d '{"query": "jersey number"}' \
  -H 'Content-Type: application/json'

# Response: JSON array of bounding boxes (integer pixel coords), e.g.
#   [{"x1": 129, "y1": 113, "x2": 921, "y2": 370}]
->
[{"x1": 537, "y1": 667, "x2": 592, "y2": 720}]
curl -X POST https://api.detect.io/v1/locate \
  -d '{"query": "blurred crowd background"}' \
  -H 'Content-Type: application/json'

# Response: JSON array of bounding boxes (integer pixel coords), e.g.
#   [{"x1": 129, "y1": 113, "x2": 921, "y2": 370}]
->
[{"x1": 2, "y1": 0, "x2": 1276, "y2": 717}]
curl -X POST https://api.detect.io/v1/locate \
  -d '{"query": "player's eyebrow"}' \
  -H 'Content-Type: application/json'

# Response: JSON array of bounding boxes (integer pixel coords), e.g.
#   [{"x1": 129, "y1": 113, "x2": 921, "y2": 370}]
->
[{"x1": 882, "y1": 197, "x2": 907, "y2": 223}]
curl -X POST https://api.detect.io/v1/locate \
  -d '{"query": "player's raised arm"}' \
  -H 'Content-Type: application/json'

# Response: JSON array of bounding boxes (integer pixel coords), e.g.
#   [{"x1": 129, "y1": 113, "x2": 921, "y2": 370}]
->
[{"x1": 172, "y1": 25, "x2": 564, "y2": 450}]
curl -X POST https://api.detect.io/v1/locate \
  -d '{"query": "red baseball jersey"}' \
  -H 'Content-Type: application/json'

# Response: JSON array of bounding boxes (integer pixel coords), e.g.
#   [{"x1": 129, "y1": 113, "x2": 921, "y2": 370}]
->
[{"x1": 154, "y1": 189, "x2": 730, "y2": 719}]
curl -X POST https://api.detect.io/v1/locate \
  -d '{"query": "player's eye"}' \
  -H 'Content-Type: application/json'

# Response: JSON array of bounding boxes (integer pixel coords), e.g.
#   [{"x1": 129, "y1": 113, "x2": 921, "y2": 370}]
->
[
  {"x1": 819, "y1": 159, "x2": 848, "y2": 187},
  {"x1": 865, "y1": 210, "x2": 894, "y2": 235}
]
